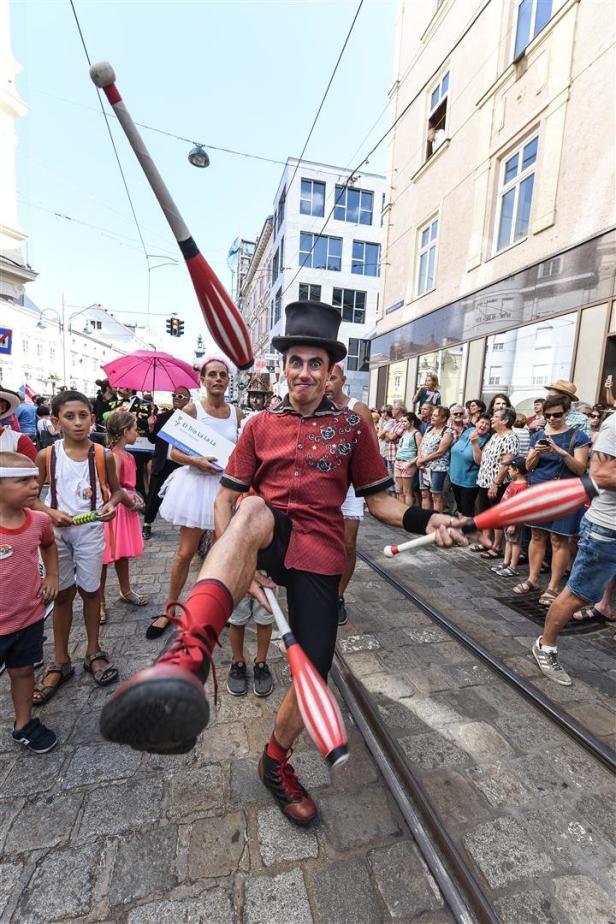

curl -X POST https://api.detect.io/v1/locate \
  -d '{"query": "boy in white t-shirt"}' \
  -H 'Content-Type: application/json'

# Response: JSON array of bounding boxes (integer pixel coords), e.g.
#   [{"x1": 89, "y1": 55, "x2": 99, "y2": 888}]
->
[{"x1": 31, "y1": 391, "x2": 124, "y2": 704}]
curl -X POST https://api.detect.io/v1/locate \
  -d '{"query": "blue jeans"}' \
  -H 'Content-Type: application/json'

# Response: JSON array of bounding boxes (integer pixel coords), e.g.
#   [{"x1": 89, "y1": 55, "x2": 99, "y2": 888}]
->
[{"x1": 567, "y1": 515, "x2": 616, "y2": 604}]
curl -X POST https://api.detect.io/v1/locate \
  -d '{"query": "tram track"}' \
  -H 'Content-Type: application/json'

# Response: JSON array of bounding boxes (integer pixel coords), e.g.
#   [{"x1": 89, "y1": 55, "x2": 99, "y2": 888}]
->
[{"x1": 330, "y1": 547, "x2": 616, "y2": 924}]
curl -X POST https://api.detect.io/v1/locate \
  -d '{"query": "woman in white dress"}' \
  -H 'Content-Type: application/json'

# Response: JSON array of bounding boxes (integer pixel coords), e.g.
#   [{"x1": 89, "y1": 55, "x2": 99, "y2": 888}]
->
[{"x1": 146, "y1": 357, "x2": 242, "y2": 639}]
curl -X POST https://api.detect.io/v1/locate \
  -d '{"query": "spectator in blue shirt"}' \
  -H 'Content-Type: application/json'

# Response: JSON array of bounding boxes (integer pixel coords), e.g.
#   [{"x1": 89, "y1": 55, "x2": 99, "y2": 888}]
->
[
  {"x1": 449, "y1": 414, "x2": 492, "y2": 516},
  {"x1": 15, "y1": 394, "x2": 37, "y2": 438}
]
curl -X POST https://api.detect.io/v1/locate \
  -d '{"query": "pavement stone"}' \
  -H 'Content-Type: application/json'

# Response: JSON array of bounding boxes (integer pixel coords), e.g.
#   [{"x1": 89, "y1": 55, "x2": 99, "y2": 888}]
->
[
  {"x1": 400, "y1": 731, "x2": 471, "y2": 770},
  {"x1": 444, "y1": 721, "x2": 515, "y2": 761},
  {"x1": 464, "y1": 816, "x2": 554, "y2": 888},
  {"x1": 337, "y1": 633, "x2": 380, "y2": 653},
  {"x1": 319, "y1": 786, "x2": 400, "y2": 850},
  {"x1": 551, "y1": 874, "x2": 615, "y2": 924},
  {"x1": 312, "y1": 858, "x2": 383, "y2": 924},
  {"x1": 2, "y1": 749, "x2": 69, "y2": 797},
  {"x1": 368, "y1": 841, "x2": 443, "y2": 918},
  {"x1": 188, "y1": 811, "x2": 246, "y2": 879},
  {"x1": 127, "y1": 889, "x2": 233, "y2": 923},
  {"x1": 109, "y1": 825, "x2": 179, "y2": 908},
  {"x1": 193, "y1": 719, "x2": 250, "y2": 763},
  {"x1": 244, "y1": 868, "x2": 313, "y2": 924},
  {"x1": 4, "y1": 790, "x2": 82, "y2": 855},
  {"x1": 493, "y1": 889, "x2": 561, "y2": 924},
  {"x1": 165, "y1": 763, "x2": 225, "y2": 820},
  {"x1": 16, "y1": 843, "x2": 101, "y2": 922},
  {"x1": 420, "y1": 769, "x2": 493, "y2": 828},
  {"x1": 0, "y1": 861, "x2": 22, "y2": 919},
  {"x1": 77, "y1": 777, "x2": 164, "y2": 840},
  {"x1": 256, "y1": 806, "x2": 319, "y2": 866},
  {"x1": 61, "y1": 742, "x2": 141, "y2": 788}
]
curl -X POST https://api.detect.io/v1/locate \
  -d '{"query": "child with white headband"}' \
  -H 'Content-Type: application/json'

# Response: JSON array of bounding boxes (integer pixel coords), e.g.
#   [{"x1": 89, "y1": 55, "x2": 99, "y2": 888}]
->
[{"x1": 0, "y1": 451, "x2": 58, "y2": 752}]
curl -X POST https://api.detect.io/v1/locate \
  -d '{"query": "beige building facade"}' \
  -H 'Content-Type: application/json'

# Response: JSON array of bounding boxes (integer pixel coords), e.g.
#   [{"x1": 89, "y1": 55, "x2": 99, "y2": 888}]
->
[{"x1": 371, "y1": 0, "x2": 616, "y2": 412}]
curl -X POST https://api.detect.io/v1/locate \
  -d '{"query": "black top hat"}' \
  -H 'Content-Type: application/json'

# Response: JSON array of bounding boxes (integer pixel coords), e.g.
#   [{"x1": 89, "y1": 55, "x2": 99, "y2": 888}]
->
[{"x1": 271, "y1": 300, "x2": 347, "y2": 363}]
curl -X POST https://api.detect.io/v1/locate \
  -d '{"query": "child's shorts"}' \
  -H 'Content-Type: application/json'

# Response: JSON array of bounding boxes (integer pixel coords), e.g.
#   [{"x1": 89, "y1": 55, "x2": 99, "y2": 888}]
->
[
  {"x1": 394, "y1": 459, "x2": 416, "y2": 478},
  {"x1": 228, "y1": 596, "x2": 274, "y2": 627},
  {"x1": 0, "y1": 619, "x2": 44, "y2": 670},
  {"x1": 505, "y1": 525, "x2": 523, "y2": 544},
  {"x1": 55, "y1": 524, "x2": 105, "y2": 593}
]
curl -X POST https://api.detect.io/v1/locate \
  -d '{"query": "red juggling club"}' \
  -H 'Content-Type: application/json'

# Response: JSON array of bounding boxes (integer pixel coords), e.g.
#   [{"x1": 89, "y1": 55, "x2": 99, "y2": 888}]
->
[
  {"x1": 89, "y1": 62, "x2": 253, "y2": 371},
  {"x1": 384, "y1": 475, "x2": 598, "y2": 557},
  {"x1": 263, "y1": 587, "x2": 349, "y2": 768}
]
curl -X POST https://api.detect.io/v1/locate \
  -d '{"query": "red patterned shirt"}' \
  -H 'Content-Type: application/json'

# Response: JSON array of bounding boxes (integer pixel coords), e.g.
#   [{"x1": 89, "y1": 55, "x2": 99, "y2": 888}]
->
[
  {"x1": 386, "y1": 418, "x2": 407, "y2": 462},
  {"x1": 221, "y1": 396, "x2": 393, "y2": 574},
  {"x1": 0, "y1": 508, "x2": 55, "y2": 635}
]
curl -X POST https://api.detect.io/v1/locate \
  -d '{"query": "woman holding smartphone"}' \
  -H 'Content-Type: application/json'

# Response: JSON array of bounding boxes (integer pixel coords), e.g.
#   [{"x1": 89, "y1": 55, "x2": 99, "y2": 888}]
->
[{"x1": 513, "y1": 394, "x2": 590, "y2": 604}]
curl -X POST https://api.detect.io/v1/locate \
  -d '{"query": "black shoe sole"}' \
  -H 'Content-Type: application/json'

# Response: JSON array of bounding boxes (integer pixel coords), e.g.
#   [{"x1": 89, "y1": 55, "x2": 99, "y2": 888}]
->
[
  {"x1": 226, "y1": 684, "x2": 248, "y2": 696},
  {"x1": 253, "y1": 684, "x2": 274, "y2": 697},
  {"x1": 100, "y1": 672, "x2": 209, "y2": 753}
]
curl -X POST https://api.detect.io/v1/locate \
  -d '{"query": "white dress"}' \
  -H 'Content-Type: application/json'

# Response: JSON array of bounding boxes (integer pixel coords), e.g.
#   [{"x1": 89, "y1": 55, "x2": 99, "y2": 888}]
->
[{"x1": 159, "y1": 402, "x2": 239, "y2": 530}]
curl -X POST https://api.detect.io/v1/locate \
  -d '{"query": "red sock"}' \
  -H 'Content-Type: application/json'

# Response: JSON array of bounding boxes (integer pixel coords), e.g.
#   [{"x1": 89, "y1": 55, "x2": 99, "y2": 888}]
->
[
  {"x1": 266, "y1": 733, "x2": 288, "y2": 762},
  {"x1": 183, "y1": 578, "x2": 234, "y2": 642}
]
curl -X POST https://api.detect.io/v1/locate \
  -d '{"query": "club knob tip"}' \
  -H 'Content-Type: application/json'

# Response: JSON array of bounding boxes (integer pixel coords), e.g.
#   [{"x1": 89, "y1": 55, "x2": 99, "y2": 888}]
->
[
  {"x1": 383, "y1": 545, "x2": 397, "y2": 557},
  {"x1": 90, "y1": 61, "x2": 116, "y2": 88}
]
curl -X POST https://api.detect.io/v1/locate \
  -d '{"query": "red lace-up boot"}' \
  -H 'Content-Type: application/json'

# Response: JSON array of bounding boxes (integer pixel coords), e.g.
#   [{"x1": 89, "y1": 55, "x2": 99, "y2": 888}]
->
[
  {"x1": 100, "y1": 579, "x2": 233, "y2": 754},
  {"x1": 258, "y1": 738, "x2": 318, "y2": 825}
]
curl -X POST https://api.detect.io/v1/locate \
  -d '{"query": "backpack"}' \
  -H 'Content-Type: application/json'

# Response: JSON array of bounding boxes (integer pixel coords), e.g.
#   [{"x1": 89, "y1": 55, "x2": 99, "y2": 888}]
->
[{"x1": 45, "y1": 442, "x2": 111, "y2": 510}]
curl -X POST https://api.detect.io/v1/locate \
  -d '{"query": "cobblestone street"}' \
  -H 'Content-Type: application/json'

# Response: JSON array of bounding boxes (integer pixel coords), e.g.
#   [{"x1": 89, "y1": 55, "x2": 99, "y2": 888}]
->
[{"x1": 0, "y1": 520, "x2": 450, "y2": 924}]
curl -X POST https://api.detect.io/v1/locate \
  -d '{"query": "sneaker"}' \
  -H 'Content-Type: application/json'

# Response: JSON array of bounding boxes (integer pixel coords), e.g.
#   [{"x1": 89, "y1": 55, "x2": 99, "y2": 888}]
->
[
  {"x1": 258, "y1": 748, "x2": 317, "y2": 825},
  {"x1": 227, "y1": 661, "x2": 248, "y2": 696},
  {"x1": 142, "y1": 523, "x2": 152, "y2": 540},
  {"x1": 532, "y1": 638, "x2": 572, "y2": 685},
  {"x1": 253, "y1": 661, "x2": 274, "y2": 697},
  {"x1": 490, "y1": 564, "x2": 505, "y2": 573},
  {"x1": 499, "y1": 566, "x2": 519, "y2": 577},
  {"x1": 99, "y1": 602, "x2": 214, "y2": 753},
  {"x1": 337, "y1": 596, "x2": 348, "y2": 626},
  {"x1": 12, "y1": 718, "x2": 57, "y2": 753}
]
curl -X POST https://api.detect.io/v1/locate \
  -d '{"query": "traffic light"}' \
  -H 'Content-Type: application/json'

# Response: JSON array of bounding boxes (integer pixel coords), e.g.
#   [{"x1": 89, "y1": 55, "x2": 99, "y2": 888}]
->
[{"x1": 165, "y1": 317, "x2": 184, "y2": 337}]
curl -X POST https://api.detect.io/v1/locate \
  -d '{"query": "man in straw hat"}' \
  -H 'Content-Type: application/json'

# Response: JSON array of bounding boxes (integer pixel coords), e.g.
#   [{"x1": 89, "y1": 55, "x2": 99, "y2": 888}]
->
[
  {"x1": 545, "y1": 379, "x2": 591, "y2": 435},
  {"x1": 100, "y1": 299, "x2": 473, "y2": 824},
  {"x1": 0, "y1": 389, "x2": 37, "y2": 461}
]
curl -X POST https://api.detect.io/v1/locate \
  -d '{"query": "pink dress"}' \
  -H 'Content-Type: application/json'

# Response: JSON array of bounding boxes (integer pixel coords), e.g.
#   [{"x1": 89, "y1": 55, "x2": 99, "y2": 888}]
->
[{"x1": 103, "y1": 451, "x2": 144, "y2": 563}]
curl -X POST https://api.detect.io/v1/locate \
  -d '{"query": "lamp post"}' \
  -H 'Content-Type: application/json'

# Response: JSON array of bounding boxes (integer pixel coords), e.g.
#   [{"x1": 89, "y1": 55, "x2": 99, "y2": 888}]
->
[{"x1": 36, "y1": 299, "x2": 104, "y2": 388}]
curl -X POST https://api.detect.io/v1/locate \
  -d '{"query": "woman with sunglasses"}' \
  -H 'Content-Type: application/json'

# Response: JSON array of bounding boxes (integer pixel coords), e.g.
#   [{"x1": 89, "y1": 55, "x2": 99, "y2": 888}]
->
[
  {"x1": 513, "y1": 394, "x2": 591, "y2": 605},
  {"x1": 589, "y1": 406, "x2": 606, "y2": 447}
]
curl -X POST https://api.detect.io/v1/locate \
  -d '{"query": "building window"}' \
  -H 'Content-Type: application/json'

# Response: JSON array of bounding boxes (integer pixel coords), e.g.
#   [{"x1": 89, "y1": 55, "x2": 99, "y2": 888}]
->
[
  {"x1": 351, "y1": 240, "x2": 380, "y2": 277},
  {"x1": 274, "y1": 291, "x2": 282, "y2": 324},
  {"x1": 495, "y1": 136, "x2": 538, "y2": 252},
  {"x1": 531, "y1": 365, "x2": 549, "y2": 385},
  {"x1": 277, "y1": 187, "x2": 285, "y2": 233},
  {"x1": 334, "y1": 186, "x2": 373, "y2": 225},
  {"x1": 347, "y1": 338, "x2": 370, "y2": 372},
  {"x1": 416, "y1": 217, "x2": 439, "y2": 295},
  {"x1": 22, "y1": 338, "x2": 29, "y2": 354},
  {"x1": 300, "y1": 179, "x2": 325, "y2": 217},
  {"x1": 488, "y1": 367, "x2": 502, "y2": 385},
  {"x1": 332, "y1": 288, "x2": 366, "y2": 324},
  {"x1": 36, "y1": 343, "x2": 43, "y2": 358},
  {"x1": 299, "y1": 232, "x2": 342, "y2": 271},
  {"x1": 299, "y1": 283, "x2": 322, "y2": 301},
  {"x1": 493, "y1": 341, "x2": 504, "y2": 351},
  {"x1": 272, "y1": 247, "x2": 280, "y2": 285},
  {"x1": 537, "y1": 256, "x2": 563, "y2": 278},
  {"x1": 279, "y1": 236, "x2": 284, "y2": 274},
  {"x1": 514, "y1": 0, "x2": 553, "y2": 59},
  {"x1": 50, "y1": 347, "x2": 56, "y2": 362},
  {"x1": 426, "y1": 71, "x2": 449, "y2": 159}
]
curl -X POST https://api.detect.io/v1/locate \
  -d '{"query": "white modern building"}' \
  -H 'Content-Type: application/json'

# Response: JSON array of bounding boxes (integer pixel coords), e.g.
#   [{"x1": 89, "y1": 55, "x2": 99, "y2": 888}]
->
[
  {"x1": 245, "y1": 158, "x2": 386, "y2": 401},
  {"x1": 371, "y1": 0, "x2": 616, "y2": 411},
  {"x1": 0, "y1": 296, "x2": 154, "y2": 398}
]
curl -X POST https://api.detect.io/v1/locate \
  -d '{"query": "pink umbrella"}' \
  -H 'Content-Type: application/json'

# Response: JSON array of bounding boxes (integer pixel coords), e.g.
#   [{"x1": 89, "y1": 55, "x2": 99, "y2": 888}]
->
[{"x1": 102, "y1": 350, "x2": 199, "y2": 392}]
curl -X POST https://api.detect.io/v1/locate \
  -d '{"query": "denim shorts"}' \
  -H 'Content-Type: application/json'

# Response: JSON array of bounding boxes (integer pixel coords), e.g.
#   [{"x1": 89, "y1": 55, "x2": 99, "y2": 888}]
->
[
  {"x1": 567, "y1": 515, "x2": 616, "y2": 604},
  {"x1": 422, "y1": 469, "x2": 447, "y2": 494}
]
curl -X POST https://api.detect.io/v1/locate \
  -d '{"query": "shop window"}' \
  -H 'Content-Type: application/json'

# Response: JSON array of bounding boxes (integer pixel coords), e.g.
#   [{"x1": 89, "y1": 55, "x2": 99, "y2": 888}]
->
[{"x1": 416, "y1": 344, "x2": 466, "y2": 407}]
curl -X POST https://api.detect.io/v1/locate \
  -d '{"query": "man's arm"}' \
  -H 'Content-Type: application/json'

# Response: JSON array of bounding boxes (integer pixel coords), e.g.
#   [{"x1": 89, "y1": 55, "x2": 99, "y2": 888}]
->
[
  {"x1": 365, "y1": 490, "x2": 472, "y2": 547},
  {"x1": 589, "y1": 450, "x2": 616, "y2": 491},
  {"x1": 214, "y1": 485, "x2": 242, "y2": 539}
]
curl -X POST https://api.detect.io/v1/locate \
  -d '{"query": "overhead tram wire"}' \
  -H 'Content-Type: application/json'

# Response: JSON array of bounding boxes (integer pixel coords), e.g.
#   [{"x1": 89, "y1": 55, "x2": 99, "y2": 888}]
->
[{"x1": 285, "y1": 0, "x2": 365, "y2": 198}]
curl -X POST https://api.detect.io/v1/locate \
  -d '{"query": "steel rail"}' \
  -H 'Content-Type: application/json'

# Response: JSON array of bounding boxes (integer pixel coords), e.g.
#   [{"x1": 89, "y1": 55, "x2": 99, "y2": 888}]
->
[
  {"x1": 357, "y1": 549, "x2": 616, "y2": 775},
  {"x1": 331, "y1": 655, "x2": 502, "y2": 924}
]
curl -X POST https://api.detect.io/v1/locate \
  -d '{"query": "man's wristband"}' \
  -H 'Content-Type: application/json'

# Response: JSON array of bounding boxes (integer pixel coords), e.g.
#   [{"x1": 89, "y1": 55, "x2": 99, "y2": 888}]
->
[{"x1": 402, "y1": 506, "x2": 434, "y2": 535}]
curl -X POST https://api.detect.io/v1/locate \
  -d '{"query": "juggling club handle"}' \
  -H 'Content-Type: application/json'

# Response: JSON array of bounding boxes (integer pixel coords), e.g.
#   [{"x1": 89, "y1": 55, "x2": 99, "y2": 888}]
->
[{"x1": 384, "y1": 520, "x2": 476, "y2": 557}]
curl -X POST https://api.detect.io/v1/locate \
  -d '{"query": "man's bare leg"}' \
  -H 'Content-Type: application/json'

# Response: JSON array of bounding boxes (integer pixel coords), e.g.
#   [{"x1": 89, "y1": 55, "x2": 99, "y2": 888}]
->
[
  {"x1": 273, "y1": 686, "x2": 305, "y2": 749},
  {"x1": 339, "y1": 518, "x2": 360, "y2": 597}
]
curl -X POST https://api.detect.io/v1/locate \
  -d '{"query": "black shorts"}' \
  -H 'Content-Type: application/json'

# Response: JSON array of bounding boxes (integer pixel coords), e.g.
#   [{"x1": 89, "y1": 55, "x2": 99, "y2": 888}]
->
[
  {"x1": 476, "y1": 484, "x2": 507, "y2": 515},
  {"x1": 257, "y1": 507, "x2": 341, "y2": 680},
  {"x1": 0, "y1": 619, "x2": 44, "y2": 670}
]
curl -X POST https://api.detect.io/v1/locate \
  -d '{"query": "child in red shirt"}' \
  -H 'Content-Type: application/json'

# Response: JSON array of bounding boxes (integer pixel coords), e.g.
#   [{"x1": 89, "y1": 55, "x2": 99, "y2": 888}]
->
[
  {"x1": 0, "y1": 451, "x2": 59, "y2": 752},
  {"x1": 492, "y1": 456, "x2": 528, "y2": 578}
]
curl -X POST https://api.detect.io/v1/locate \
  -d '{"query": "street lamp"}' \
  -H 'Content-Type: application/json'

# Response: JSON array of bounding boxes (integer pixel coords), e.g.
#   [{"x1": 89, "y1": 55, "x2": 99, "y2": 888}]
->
[
  {"x1": 36, "y1": 302, "x2": 104, "y2": 388},
  {"x1": 188, "y1": 144, "x2": 210, "y2": 168}
]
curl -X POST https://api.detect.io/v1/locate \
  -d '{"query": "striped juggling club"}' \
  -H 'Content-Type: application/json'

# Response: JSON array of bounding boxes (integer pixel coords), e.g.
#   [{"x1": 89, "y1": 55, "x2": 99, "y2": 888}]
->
[
  {"x1": 263, "y1": 588, "x2": 348, "y2": 768},
  {"x1": 384, "y1": 475, "x2": 598, "y2": 557},
  {"x1": 89, "y1": 62, "x2": 253, "y2": 370}
]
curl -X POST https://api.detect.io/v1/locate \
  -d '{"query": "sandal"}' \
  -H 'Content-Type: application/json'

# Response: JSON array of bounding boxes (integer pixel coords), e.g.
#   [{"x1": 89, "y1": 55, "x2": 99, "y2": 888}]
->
[
  {"x1": 513, "y1": 580, "x2": 540, "y2": 595},
  {"x1": 481, "y1": 548, "x2": 502, "y2": 560},
  {"x1": 498, "y1": 566, "x2": 519, "y2": 577},
  {"x1": 146, "y1": 615, "x2": 171, "y2": 640},
  {"x1": 570, "y1": 606, "x2": 608, "y2": 625},
  {"x1": 32, "y1": 662, "x2": 74, "y2": 706},
  {"x1": 538, "y1": 589, "x2": 558, "y2": 607},
  {"x1": 99, "y1": 603, "x2": 108, "y2": 625},
  {"x1": 119, "y1": 591, "x2": 149, "y2": 606},
  {"x1": 83, "y1": 650, "x2": 118, "y2": 686},
  {"x1": 468, "y1": 543, "x2": 484, "y2": 552}
]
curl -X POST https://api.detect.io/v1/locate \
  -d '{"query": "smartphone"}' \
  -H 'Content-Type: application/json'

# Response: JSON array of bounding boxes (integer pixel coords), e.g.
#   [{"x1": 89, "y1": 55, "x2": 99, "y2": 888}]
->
[{"x1": 606, "y1": 374, "x2": 613, "y2": 388}]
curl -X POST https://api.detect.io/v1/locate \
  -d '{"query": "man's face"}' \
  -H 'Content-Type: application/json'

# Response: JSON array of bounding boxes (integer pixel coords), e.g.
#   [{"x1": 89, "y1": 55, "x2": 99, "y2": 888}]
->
[
  {"x1": 534, "y1": 400, "x2": 544, "y2": 414},
  {"x1": 172, "y1": 389, "x2": 190, "y2": 409},
  {"x1": 0, "y1": 399, "x2": 10, "y2": 420},
  {"x1": 201, "y1": 362, "x2": 229, "y2": 395},
  {"x1": 53, "y1": 401, "x2": 94, "y2": 440},
  {"x1": 421, "y1": 403, "x2": 431, "y2": 420},
  {"x1": 284, "y1": 347, "x2": 330, "y2": 409},
  {"x1": 493, "y1": 397, "x2": 507, "y2": 411},
  {"x1": 249, "y1": 392, "x2": 266, "y2": 411},
  {"x1": 118, "y1": 388, "x2": 133, "y2": 400},
  {"x1": 325, "y1": 365, "x2": 345, "y2": 402}
]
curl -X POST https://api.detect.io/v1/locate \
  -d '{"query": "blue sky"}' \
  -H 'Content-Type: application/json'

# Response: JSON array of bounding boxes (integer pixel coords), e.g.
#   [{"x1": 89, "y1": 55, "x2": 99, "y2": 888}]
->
[{"x1": 11, "y1": 0, "x2": 395, "y2": 360}]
